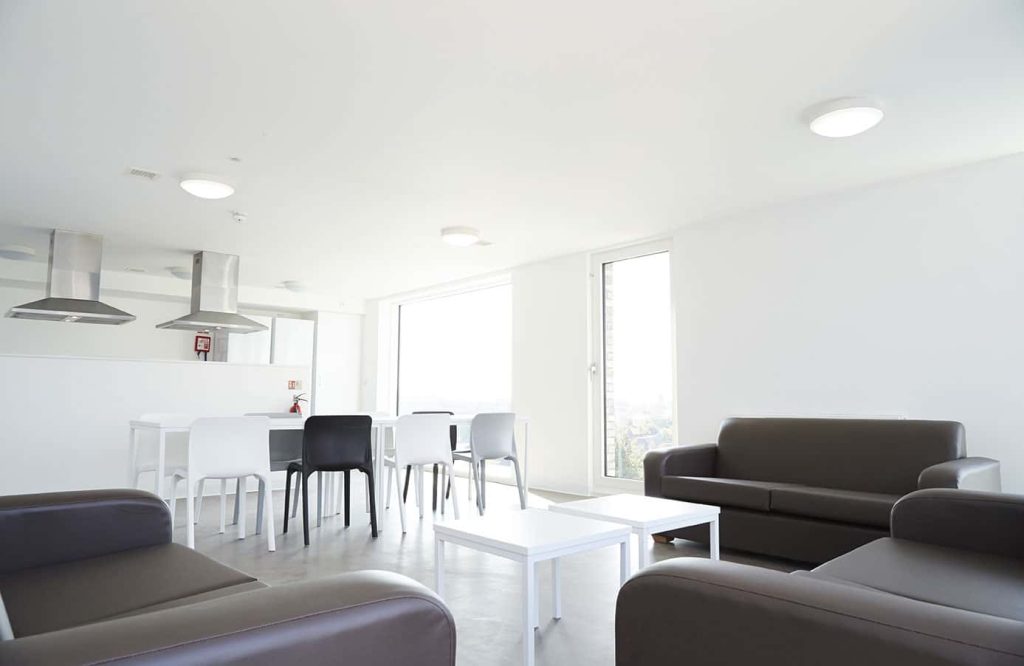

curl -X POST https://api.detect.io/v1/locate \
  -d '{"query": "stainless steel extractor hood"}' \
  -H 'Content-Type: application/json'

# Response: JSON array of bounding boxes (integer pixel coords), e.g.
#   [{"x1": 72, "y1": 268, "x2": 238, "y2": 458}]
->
[
  {"x1": 156, "y1": 251, "x2": 267, "y2": 333},
  {"x1": 5, "y1": 230, "x2": 136, "y2": 324}
]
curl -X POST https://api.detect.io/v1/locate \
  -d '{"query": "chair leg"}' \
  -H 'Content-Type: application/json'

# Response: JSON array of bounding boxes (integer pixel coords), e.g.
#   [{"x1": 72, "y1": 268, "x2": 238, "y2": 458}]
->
[
  {"x1": 317, "y1": 471, "x2": 323, "y2": 528},
  {"x1": 257, "y1": 474, "x2": 275, "y2": 552},
  {"x1": 385, "y1": 464, "x2": 394, "y2": 510},
  {"x1": 439, "y1": 465, "x2": 446, "y2": 516},
  {"x1": 473, "y1": 460, "x2": 484, "y2": 516},
  {"x1": 344, "y1": 469, "x2": 351, "y2": 527},
  {"x1": 447, "y1": 463, "x2": 460, "y2": 519},
  {"x1": 365, "y1": 467, "x2": 378, "y2": 538},
  {"x1": 195, "y1": 479, "x2": 206, "y2": 524},
  {"x1": 219, "y1": 479, "x2": 227, "y2": 534},
  {"x1": 402, "y1": 464, "x2": 412, "y2": 503},
  {"x1": 186, "y1": 477, "x2": 197, "y2": 549},
  {"x1": 283, "y1": 469, "x2": 293, "y2": 533},
  {"x1": 432, "y1": 464, "x2": 439, "y2": 512},
  {"x1": 169, "y1": 476, "x2": 180, "y2": 527},
  {"x1": 237, "y1": 476, "x2": 247, "y2": 540},
  {"x1": 256, "y1": 478, "x2": 265, "y2": 536},
  {"x1": 415, "y1": 466, "x2": 424, "y2": 519},
  {"x1": 291, "y1": 475, "x2": 301, "y2": 518},
  {"x1": 480, "y1": 460, "x2": 487, "y2": 511},
  {"x1": 231, "y1": 478, "x2": 241, "y2": 526},
  {"x1": 302, "y1": 472, "x2": 311, "y2": 547},
  {"x1": 511, "y1": 456, "x2": 527, "y2": 509},
  {"x1": 396, "y1": 465, "x2": 408, "y2": 534}
]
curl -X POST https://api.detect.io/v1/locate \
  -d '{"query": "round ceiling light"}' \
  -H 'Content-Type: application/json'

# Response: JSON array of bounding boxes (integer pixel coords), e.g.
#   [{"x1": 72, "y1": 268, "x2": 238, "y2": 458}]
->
[
  {"x1": 807, "y1": 97, "x2": 884, "y2": 138},
  {"x1": 179, "y1": 175, "x2": 235, "y2": 200},
  {"x1": 0, "y1": 244, "x2": 37, "y2": 261},
  {"x1": 441, "y1": 226, "x2": 481, "y2": 247}
]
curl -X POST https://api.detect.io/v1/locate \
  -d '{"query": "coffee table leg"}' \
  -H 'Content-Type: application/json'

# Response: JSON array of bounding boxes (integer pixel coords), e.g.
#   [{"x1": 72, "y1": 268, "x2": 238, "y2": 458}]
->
[
  {"x1": 552, "y1": 558, "x2": 562, "y2": 620},
  {"x1": 523, "y1": 558, "x2": 536, "y2": 666},
  {"x1": 638, "y1": 530, "x2": 650, "y2": 570},
  {"x1": 435, "y1": 536, "x2": 445, "y2": 597},
  {"x1": 710, "y1": 517, "x2": 720, "y2": 560},
  {"x1": 619, "y1": 538, "x2": 631, "y2": 585}
]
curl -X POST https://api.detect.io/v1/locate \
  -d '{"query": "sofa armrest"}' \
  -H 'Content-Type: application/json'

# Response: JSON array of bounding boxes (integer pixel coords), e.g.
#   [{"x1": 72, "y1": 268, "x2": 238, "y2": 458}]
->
[
  {"x1": 0, "y1": 570, "x2": 455, "y2": 666},
  {"x1": 0, "y1": 489, "x2": 170, "y2": 575},
  {"x1": 616, "y1": 559, "x2": 1024, "y2": 666},
  {"x1": 918, "y1": 457, "x2": 1001, "y2": 491},
  {"x1": 891, "y1": 488, "x2": 1024, "y2": 559},
  {"x1": 643, "y1": 444, "x2": 717, "y2": 496}
]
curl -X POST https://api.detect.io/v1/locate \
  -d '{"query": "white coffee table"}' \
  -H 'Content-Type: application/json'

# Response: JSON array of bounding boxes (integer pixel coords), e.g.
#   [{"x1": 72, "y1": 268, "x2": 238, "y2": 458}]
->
[
  {"x1": 549, "y1": 494, "x2": 720, "y2": 569},
  {"x1": 434, "y1": 508, "x2": 631, "y2": 666}
]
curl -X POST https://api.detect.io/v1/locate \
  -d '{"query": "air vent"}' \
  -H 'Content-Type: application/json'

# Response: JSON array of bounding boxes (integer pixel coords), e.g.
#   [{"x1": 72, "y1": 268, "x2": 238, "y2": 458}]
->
[{"x1": 126, "y1": 167, "x2": 160, "y2": 180}]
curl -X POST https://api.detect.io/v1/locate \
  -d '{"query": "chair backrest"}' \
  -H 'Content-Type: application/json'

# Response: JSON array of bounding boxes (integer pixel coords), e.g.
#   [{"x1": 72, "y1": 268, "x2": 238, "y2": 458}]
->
[
  {"x1": 470, "y1": 413, "x2": 517, "y2": 460},
  {"x1": 412, "y1": 410, "x2": 457, "y2": 450},
  {"x1": 395, "y1": 414, "x2": 453, "y2": 467},
  {"x1": 188, "y1": 416, "x2": 271, "y2": 478},
  {"x1": 302, "y1": 415, "x2": 372, "y2": 470},
  {"x1": 716, "y1": 417, "x2": 966, "y2": 494}
]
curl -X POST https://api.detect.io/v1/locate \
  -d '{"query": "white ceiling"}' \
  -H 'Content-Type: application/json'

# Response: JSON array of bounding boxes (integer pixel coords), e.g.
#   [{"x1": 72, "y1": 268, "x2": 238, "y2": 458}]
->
[{"x1": 1, "y1": 0, "x2": 1023, "y2": 301}]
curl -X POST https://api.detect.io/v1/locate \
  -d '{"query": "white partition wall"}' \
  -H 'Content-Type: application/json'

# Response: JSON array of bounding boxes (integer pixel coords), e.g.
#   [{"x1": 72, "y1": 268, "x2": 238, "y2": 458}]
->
[{"x1": 0, "y1": 354, "x2": 310, "y2": 495}]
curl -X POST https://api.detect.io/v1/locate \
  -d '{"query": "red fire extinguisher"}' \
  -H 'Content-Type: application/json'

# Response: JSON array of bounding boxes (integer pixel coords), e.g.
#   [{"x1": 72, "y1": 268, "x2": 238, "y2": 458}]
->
[{"x1": 289, "y1": 393, "x2": 308, "y2": 416}]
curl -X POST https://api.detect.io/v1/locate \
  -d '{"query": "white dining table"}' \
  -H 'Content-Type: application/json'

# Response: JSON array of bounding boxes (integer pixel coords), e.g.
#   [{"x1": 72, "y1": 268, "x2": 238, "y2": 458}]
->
[{"x1": 128, "y1": 413, "x2": 530, "y2": 533}]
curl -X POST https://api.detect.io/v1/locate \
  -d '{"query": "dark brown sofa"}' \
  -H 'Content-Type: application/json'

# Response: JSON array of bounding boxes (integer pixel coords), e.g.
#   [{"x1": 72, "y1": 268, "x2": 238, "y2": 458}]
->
[
  {"x1": 616, "y1": 489, "x2": 1024, "y2": 666},
  {"x1": 645, "y1": 417, "x2": 1000, "y2": 563},
  {"x1": 0, "y1": 489, "x2": 455, "y2": 665}
]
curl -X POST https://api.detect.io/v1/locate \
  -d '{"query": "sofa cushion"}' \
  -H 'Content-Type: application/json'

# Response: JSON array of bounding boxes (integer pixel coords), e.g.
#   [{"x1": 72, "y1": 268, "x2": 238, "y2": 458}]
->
[
  {"x1": 810, "y1": 537, "x2": 1024, "y2": 621},
  {"x1": 716, "y1": 418, "x2": 965, "y2": 495},
  {"x1": 770, "y1": 486, "x2": 899, "y2": 528},
  {"x1": 0, "y1": 543, "x2": 258, "y2": 637},
  {"x1": 662, "y1": 477, "x2": 776, "y2": 511}
]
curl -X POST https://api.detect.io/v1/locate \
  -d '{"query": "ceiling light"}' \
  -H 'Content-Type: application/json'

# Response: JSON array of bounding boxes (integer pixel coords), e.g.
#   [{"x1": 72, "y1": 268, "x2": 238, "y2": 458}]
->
[
  {"x1": 167, "y1": 266, "x2": 192, "y2": 280},
  {"x1": 441, "y1": 226, "x2": 481, "y2": 247},
  {"x1": 180, "y1": 174, "x2": 234, "y2": 200},
  {"x1": 806, "y1": 97, "x2": 884, "y2": 138},
  {"x1": 0, "y1": 244, "x2": 37, "y2": 260}
]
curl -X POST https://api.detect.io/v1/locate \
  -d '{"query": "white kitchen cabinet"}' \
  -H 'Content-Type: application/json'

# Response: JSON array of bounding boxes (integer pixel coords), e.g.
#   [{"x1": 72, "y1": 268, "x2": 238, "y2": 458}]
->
[
  {"x1": 226, "y1": 315, "x2": 273, "y2": 364},
  {"x1": 271, "y1": 317, "x2": 315, "y2": 368}
]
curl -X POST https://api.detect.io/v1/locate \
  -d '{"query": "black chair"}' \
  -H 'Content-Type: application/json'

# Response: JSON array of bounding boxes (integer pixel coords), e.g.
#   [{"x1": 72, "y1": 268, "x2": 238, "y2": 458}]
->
[
  {"x1": 283, "y1": 415, "x2": 378, "y2": 545},
  {"x1": 403, "y1": 410, "x2": 458, "y2": 511}
]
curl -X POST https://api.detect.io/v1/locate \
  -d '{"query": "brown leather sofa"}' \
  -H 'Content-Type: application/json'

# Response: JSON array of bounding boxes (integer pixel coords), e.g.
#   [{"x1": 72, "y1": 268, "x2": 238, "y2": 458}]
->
[
  {"x1": 0, "y1": 489, "x2": 455, "y2": 666},
  {"x1": 616, "y1": 489, "x2": 1024, "y2": 666},
  {"x1": 645, "y1": 417, "x2": 1000, "y2": 563}
]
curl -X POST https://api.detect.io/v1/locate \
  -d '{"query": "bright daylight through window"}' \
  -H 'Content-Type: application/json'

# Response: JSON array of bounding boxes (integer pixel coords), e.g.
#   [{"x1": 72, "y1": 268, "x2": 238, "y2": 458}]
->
[
  {"x1": 602, "y1": 251, "x2": 674, "y2": 480},
  {"x1": 397, "y1": 284, "x2": 512, "y2": 415}
]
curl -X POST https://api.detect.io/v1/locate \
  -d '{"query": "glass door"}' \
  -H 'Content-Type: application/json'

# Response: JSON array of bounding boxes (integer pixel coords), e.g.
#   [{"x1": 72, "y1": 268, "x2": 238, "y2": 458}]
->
[{"x1": 593, "y1": 243, "x2": 674, "y2": 484}]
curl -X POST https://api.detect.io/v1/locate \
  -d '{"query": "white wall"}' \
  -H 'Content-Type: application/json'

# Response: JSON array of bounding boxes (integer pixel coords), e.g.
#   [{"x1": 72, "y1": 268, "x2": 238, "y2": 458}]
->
[
  {"x1": 674, "y1": 153, "x2": 1024, "y2": 492},
  {"x1": 0, "y1": 354, "x2": 310, "y2": 495},
  {"x1": 511, "y1": 254, "x2": 592, "y2": 495},
  {"x1": 0, "y1": 284, "x2": 196, "y2": 360}
]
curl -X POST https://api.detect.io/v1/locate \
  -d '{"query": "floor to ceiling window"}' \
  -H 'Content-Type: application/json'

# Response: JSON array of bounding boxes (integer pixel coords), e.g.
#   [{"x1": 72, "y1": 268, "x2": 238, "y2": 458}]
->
[
  {"x1": 594, "y1": 244, "x2": 674, "y2": 482},
  {"x1": 396, "y1": 283, "x2": 512, "y2": 415}
]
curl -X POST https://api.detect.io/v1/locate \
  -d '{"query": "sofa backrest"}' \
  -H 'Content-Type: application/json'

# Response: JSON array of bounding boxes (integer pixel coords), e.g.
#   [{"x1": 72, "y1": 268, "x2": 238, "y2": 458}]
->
[{"x1": 716, "y1": 418, "x2": 965, "y2": 494}]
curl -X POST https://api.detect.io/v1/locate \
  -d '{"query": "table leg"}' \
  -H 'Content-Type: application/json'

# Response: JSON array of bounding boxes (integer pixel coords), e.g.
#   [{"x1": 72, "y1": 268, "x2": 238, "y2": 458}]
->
[
  {"x1": 522, "y1": 558, "x2": 536, "y2": 666},
  {"x1": 127, "y1": 426, "x2": 137, "y2": 487},
  {"x1": 619, "y1": 537, "x2": 631, "y2": 586},
  {"x1": 156, "y1": 430, "x2": 166, "y2": 503},
  {"x1": 435, "y1": 536, "x2": 445, "y2": 597},
  {"x1": 710, "y1": 517, "x2": 720, "y2": 560},
  {"x1": 374, "y1": 425, "x2": 386, "y2": 531},
  {"x1": 552, "y1": 558, "x2": 562, "y2": 620},
  {"x1": 531, "y1": 560, "x2": 539, "y2": 628},
  {"x1": 638, "y1": 530, "x2": 649, "y2": 570}
]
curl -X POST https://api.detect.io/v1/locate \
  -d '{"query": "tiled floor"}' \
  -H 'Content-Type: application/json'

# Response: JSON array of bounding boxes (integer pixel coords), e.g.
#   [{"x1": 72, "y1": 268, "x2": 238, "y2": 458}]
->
[{"x1": 177, "y1": 474, "x2": 796, "y2": 665}]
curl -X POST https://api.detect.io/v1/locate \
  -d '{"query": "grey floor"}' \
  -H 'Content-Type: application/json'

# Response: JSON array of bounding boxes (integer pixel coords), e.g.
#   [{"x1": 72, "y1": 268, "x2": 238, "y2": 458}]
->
[{"x1": 175, "y1": 473, "x2": 796, "y2": 666}]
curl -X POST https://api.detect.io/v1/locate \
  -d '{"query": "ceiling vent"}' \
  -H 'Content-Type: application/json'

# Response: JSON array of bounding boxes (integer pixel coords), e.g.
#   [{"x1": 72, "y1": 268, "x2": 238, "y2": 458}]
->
[{"x1": 126, "y1": 167, "x2": 160, "y2": 180}]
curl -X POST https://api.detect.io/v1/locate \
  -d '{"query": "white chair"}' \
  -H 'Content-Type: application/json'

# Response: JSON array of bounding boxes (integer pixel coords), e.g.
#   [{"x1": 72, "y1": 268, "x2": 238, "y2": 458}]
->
[
  {"x1": 385, "y1": 414, "x2": 459, "y2": 533},
  {"x1": 129, "y1": 413, "x2": 192, "y2": 499},
  {"x1": 168, "y1": 416, "x2": 276, "y2": 551},
  {"x1": 454, "y1": 413, "x2": 526, "y2": 515}
]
